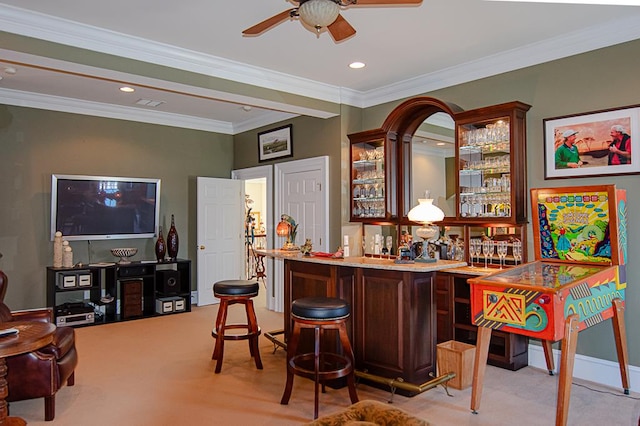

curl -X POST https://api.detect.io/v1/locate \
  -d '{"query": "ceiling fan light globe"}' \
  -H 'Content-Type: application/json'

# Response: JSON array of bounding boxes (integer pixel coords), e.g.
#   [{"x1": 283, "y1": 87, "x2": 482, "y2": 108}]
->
[{"x1": 299, "y1": 0, "x2": 340, "y2": 28}]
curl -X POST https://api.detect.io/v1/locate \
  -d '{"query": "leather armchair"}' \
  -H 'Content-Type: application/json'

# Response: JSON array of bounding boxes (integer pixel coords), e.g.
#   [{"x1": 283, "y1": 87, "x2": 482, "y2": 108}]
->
[{"x1": 0, "y1": 270, "x2": 78, "y2": 421}]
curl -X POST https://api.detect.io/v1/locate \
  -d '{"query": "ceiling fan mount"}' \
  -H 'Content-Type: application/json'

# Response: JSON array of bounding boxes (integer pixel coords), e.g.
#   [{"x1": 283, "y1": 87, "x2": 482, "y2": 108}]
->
[{"x1": 243, "y1": 0, "x2": 423, "y2": 42}]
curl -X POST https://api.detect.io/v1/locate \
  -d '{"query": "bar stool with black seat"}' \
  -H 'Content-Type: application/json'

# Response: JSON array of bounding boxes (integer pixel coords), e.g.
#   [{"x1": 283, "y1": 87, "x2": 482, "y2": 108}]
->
[
  {"x1": 211, "y1": 279, "x2": 263, "y2": 374},
  {"x1": 280, "y1": 296, "x2": 359, "y2": 419}
]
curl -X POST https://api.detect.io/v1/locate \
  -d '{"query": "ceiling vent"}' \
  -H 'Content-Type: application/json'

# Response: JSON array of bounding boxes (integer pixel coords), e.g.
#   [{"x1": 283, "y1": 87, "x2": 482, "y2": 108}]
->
[{"x1": 136, "y1": 99, "x2": 165, "y2": 108}]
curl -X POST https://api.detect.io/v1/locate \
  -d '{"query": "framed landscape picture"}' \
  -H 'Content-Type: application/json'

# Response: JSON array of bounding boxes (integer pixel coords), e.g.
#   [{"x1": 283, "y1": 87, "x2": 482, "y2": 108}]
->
[
  {"x1": 544, "y1": 104, "x2": 639, "y2": 179},
  {"x1": 258, "y1": 124, "x2": 293, "y2": 162}
]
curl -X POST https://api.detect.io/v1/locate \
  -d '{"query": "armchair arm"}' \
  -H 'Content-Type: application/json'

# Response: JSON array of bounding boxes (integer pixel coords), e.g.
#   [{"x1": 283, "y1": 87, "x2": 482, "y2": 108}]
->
[
  {"x1": 6, "y1": 351, "x2": 58, "y2": 401},
  {"x1": 12, "y1": 307, "x2": 54, "y2": 323}
]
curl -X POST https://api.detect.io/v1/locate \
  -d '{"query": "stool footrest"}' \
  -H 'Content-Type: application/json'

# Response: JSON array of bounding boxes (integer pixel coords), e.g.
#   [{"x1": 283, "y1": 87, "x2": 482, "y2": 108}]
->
[
  {"x1": 289, "y1": 352, "x2": 353, "y2": 382},
  {"x1": 212, "y1": 324, "x2": 261, "y2": 341}
]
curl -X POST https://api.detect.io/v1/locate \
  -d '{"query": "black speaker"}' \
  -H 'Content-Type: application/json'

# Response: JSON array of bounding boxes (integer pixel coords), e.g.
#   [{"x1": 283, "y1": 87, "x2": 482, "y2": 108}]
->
[{"x1": 157, "y1": 270, "x2": 181, "y2": 295}]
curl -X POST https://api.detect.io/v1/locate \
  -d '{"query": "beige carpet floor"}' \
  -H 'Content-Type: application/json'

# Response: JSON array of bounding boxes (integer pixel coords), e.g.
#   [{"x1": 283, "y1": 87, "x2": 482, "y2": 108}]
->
[{"x1": 9, "y1": 303, "x2": 640, "y2": 425}]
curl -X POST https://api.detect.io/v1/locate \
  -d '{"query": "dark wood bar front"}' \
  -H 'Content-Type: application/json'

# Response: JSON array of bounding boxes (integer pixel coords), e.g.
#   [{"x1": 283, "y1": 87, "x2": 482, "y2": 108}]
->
[{"x1": 261, "y1": 250, "x2": 466, "y2": 394}]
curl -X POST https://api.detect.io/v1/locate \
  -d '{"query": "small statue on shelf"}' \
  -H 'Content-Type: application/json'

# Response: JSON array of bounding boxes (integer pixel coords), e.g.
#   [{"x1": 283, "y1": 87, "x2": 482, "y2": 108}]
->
[{"x1": 300, "y1": 238, "x2": 313, "y2": 256}]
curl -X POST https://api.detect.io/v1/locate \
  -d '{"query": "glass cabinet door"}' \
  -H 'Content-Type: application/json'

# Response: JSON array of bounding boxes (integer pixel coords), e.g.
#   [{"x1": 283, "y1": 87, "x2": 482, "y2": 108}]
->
[
  {"x1": 455, "y1": 101, "x2": 530, "y2": 224},
  {"x1": 350, "y1": 138, "x2": 386, "y2": 220},
  {"x1": 458, "y1": 118, "x2": 512, "y2": 219}
]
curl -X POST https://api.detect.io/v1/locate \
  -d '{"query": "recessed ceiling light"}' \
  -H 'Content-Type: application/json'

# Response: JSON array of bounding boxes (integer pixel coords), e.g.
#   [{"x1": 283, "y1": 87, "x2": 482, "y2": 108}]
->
[
  {"x1": 120, "y1": 86, "x2": 135, "y2": 93},
  {"x1": 349, "y1": 62, "x2": 365, "y2": 69},
  {"x1": 436, "y1": 142, "x2": 446, "y2": 146},
  {"x1": 241, "y1": 105, "x2": 252, "y2": 112}
]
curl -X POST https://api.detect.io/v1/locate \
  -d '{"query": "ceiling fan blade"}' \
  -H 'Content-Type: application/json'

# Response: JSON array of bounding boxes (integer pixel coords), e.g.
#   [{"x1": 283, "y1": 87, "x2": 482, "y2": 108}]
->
[
  {"x1": 327, "y1": 14, "x2": 356, "y2": 42},
  {"x1": 353, "y1": 0, "x2": 422, "y2": 4},
  {"x1": 242, "y1": 9, "x2": 295, "y2": 35}
]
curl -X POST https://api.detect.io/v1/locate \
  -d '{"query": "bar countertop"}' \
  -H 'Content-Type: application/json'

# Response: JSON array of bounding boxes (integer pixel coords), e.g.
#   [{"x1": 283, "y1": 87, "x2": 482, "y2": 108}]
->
[{"x1": 255, "y1": 249, "x2": 467, "y2": 272}]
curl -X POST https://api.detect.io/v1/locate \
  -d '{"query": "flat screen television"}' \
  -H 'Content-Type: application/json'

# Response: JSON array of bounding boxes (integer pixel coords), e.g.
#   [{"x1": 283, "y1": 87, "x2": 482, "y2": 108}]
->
[{"x1": 51, "y1": 174, "x2": 161, "y2": 241}]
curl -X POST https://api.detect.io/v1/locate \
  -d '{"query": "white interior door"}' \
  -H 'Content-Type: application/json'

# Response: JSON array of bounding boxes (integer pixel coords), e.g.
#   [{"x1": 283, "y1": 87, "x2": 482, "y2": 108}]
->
[
  {"x1": 196, "y1": 177, "x2": 244, "y2": 306},
  {"x1": 274, "y1": 156, "x2": 329, "y2": 312},
  {"x1": 232, "y1": 165, "x2": 275, "y2": 310}
]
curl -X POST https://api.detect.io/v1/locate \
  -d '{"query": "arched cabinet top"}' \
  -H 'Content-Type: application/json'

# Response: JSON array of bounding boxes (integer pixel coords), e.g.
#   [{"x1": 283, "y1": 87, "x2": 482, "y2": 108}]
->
[{"x1": 381, "y1": 96, "x2": 464, "y2": 136}]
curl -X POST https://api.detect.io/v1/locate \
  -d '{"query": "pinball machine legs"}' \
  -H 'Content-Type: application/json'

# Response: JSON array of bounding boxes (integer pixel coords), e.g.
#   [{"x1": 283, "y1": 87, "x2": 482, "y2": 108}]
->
[
  {"x1": 471, "y1": 301, "x2": 630, "y2": 426},
  {"x1": 470, "y1": 326, "x2": 491, "y2": 415},
  {"x1": 611, "y1": 298, "x2": 630, "y2": 394}
]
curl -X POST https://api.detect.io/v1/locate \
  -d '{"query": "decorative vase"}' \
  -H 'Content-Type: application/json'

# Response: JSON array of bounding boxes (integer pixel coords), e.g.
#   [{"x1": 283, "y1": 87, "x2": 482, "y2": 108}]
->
[
  {"x1": 53, "y1": 231, "x2": 63, "y2": 267},
  {"x1": 62, "y1": 246, "x2": 73, "y2": 268},
  {"x1": 167, "y1": 215, "x2": 179, "y2": 261},
  {"x1": 155, "y1": 226, "x2": 167, "y2": 262}
]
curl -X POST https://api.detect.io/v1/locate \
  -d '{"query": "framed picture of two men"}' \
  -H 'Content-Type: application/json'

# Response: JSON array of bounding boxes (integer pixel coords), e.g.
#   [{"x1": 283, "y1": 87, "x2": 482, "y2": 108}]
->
[{"x1": 544, "y1": 104, "x2": 638, "y2": 179}]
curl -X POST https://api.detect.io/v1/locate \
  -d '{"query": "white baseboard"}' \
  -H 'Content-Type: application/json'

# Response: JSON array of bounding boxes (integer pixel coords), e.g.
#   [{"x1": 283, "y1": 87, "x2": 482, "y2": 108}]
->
[
  {"x1": 191, "y1": 291, "x2": 198, "y2": 306},
  {"x1": 528, "y1": 344, "x2": 639, "y2": 393}
]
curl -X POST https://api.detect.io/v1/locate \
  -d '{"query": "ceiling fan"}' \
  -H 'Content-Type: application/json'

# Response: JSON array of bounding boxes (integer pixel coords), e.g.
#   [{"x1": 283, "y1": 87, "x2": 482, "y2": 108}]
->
[{"x1": 243, "y1": 0, "x2": 423, "y2": 42}]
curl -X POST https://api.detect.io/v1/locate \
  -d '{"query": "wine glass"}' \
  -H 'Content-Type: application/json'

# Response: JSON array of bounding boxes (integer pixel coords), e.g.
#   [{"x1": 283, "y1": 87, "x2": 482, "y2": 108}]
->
[
  {"x1": 487, "y1": 240, "x2": 495, "y2": 267},
  {"x1": 497, "y1": 241, "x2": 508, "y2": 269},
  {"x1": 482, "y1": 239, "x2": 495, "y2": 268},
  {"x1": 481, "y1": 240, "x2": 490, "y2": 269},
  {"x1": 473, "y1": 239, "x2": 482, "y2": 267},
  {"x1": 468, "y1": 239, "x2": 477, "y2": 267},
  {"x1": 513, "y1": 240, "x2": 522, "y2": 266},
  {"x1": 469, "y1": 238, "x2": 482, "y2": 267},
  {"x1": 385, "y1": 236, "x2": 393, "y2": 259}
]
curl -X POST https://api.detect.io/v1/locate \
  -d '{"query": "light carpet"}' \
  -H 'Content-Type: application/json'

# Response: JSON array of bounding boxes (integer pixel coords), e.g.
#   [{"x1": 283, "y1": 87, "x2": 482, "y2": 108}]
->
[{"x1": 10, "y1": 303, "x2": 640, "y2": 425}]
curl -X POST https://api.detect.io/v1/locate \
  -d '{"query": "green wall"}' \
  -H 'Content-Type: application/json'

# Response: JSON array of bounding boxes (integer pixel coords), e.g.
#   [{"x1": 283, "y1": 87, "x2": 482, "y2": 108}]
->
[
  {"x1": 0, "y1": 106, "x2": 233, "y2": 308},
  {"x1": 358, "y1": 39, "x2": 640, "y2": 365},
  {"x1": 234, "y1": 115, "x2": 343, "y2": 251}
]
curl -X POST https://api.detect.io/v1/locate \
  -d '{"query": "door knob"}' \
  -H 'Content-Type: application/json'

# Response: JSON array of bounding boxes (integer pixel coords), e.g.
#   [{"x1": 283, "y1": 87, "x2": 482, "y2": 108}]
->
[{"x1": 198, "y1": 245, "x2": 205, "y2": 250}]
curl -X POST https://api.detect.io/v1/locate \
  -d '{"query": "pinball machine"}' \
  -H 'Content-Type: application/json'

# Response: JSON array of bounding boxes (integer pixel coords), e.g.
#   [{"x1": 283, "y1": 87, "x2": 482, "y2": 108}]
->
[{"x1": 468, "y1": 184, "x2": 630, "y2": 426}]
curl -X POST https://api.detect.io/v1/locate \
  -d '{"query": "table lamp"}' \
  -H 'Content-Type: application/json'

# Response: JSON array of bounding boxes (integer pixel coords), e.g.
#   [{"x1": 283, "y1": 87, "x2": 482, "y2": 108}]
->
[
  {"x1": 276, "y1": 214, "x2": 299, "y2": 251},
  {"x1": 407, "y1": 192, "x2": 445, "y2": 262}
]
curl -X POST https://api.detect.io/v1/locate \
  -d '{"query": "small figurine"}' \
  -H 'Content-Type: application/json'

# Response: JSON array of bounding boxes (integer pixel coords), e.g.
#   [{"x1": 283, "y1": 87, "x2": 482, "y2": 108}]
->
[{"x1": 300, "y1": 238, "x2": 313, "y2": 256}]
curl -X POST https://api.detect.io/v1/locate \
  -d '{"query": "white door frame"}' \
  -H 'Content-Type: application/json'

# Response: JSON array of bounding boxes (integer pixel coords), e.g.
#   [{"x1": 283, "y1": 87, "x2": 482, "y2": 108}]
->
[
  {"x1": 231, "y1": 165, "x2": 275, "y2": 310},
  {"x1": 273, "y1": 156, "x2": 329, "y2": 312}
]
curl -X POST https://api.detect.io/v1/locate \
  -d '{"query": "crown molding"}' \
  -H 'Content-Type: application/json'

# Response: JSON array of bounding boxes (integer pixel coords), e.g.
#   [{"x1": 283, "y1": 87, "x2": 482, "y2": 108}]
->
[
  {"x1": 0, "y1": 87, "x2": 251, "y2": 134},
  {"x1": 357, "y1": 14, "x2": 640, "y2": 108},
  {"x1": 233, "y1": 111, "x2": 299, "y2": 134},
  {"x1": 0, "y1": 87, "x2": 298, "y2": 134},
  {"x1": 2, "y1": 4, "x2": 640, "y2": 112},
  {"x1": 0, "y1": 4, "x2": 343, "y2": 104}
]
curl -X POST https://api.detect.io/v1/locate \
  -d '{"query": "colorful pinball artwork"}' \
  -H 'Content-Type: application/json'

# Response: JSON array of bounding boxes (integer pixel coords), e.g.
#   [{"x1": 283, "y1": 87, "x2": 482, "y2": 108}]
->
[
  {"x1": 532, "y1": 186, "x2": 626, "y2": 265},
  {"x1": 471, "y1": 261, "x2": 625, "y2": 340}
]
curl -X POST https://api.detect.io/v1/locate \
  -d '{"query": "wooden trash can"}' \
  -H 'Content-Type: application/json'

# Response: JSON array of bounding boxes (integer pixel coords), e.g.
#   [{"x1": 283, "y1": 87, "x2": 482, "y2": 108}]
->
[{"x1": 437, "y1": 340, "x2": 476, "y2": 390}]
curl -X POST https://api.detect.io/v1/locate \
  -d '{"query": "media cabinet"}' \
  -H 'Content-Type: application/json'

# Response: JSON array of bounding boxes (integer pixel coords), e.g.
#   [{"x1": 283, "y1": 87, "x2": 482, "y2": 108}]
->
[{"x1": 46, "y1": 259, "x2": 191, "y2": 327}]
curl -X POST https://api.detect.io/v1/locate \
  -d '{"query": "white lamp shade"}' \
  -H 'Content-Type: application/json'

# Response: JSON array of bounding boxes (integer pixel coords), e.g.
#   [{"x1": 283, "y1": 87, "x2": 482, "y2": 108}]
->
[
  {"x1": 299, "y1": 0, "x2": 340, "y2": 28},
  {"x1": 408, "y1": 198, "x2": 445, "y2": 224}
]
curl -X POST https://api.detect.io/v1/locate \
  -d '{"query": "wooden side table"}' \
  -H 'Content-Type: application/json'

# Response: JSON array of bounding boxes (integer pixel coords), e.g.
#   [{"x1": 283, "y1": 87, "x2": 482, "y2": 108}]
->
[{"x1": 0, "y1": 321, "x2": 55, "y2": 425}]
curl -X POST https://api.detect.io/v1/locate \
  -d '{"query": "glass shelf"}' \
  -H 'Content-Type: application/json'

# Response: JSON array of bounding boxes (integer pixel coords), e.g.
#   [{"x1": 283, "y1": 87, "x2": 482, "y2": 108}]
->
[{"x1": 349, "y1": 136, "x2": 389, "y2": 221}]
